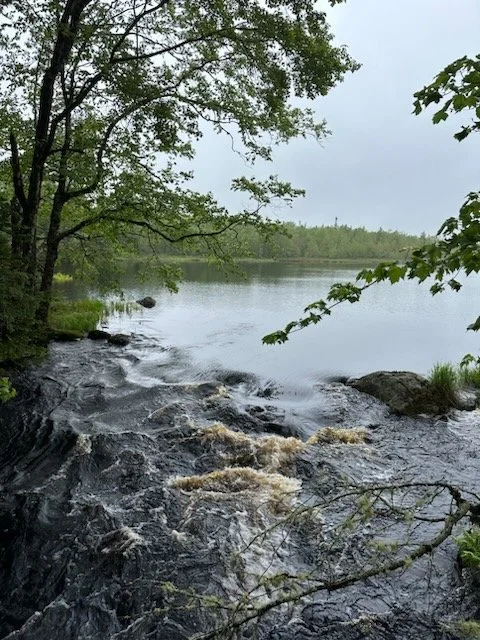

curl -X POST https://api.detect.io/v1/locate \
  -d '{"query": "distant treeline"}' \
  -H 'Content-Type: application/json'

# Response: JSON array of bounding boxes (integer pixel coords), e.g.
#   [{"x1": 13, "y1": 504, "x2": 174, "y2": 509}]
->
[{"x1": 154, "y1": 222, "x2": 428, "y2": 261}]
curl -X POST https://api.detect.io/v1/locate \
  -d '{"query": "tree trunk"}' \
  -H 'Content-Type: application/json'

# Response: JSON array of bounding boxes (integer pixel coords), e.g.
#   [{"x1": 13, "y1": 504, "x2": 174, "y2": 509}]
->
[{"x1": 36, "y1": 196, "x2": 64, "y2": 326}]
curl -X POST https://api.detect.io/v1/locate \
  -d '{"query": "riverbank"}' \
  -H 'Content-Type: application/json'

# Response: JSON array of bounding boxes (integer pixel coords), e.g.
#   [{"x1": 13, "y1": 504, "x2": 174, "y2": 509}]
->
[{"x1": 116, "y1": 254, "x2": 409, "y2": 268}]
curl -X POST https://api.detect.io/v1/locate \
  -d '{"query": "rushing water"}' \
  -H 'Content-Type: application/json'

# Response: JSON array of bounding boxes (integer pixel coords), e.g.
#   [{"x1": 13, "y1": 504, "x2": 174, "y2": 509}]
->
[{"x1": 2, "y1": 262, "x2": 480, "y2": 640}]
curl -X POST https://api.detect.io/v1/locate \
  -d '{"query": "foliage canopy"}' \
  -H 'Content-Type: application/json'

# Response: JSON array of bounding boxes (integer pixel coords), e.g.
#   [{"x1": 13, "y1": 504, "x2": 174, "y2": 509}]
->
[{"x1": 0, "y1": 0, "x2": 357, "y2": 357}]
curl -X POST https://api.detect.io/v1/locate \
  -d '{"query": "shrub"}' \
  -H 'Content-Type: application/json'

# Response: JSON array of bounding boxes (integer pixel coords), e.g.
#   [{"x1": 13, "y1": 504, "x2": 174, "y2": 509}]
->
[
  {"x1": 457, "y1": 527, "x2": 480, "y2": 568},
  {"x1": 0, "y1": 377, "x2": 16, "y2": 403}
]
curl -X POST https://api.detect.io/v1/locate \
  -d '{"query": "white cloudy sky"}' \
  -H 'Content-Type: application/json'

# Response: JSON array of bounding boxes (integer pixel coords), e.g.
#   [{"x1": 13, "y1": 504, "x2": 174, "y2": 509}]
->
[{"x1": 187, "y1": 0, "x2": 480, "y2": 235}]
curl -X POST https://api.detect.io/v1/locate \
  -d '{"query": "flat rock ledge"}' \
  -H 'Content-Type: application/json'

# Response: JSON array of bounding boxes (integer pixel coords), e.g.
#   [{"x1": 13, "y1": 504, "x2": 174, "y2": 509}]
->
[{"x1": 347, "y1": 370, "x2": 476, "y2": 416}]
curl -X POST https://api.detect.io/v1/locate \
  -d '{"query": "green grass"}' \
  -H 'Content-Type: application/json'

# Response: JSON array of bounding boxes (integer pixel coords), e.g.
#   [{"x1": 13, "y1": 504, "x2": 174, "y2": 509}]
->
[
  {"x1": 446, "y1": 621, "x2": 480, "y2": 639},
  {"x1": 107, "y1": 300, "x2": 138, "y2": 314},
  {"x1": 428, "y1": 362, "x2": 459, "y2": 403},
  {"x1": 52, "y1": 272, "x2": 74, "y2": 283},
  {"x1": 0, "y1": 377, "x2": 16, "y2": 403},
  {"x1": 457, "y1": 527, "x2": 480, "y2": 568},
  {"x1": 49, "y1": 299, "x2": 106, "y2": 334},
  {"x1": 458, "y1": 365, "x2": 480, "y2": 389},
  {"x1": 48, "y1": 298, "x2": 140, "y2": 335}
]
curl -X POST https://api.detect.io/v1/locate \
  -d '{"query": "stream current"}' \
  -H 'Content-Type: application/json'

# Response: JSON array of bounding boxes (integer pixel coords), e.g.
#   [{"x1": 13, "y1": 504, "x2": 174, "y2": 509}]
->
[{"x1": 1, "y1": 327, "x2": 480, "y2": 639}]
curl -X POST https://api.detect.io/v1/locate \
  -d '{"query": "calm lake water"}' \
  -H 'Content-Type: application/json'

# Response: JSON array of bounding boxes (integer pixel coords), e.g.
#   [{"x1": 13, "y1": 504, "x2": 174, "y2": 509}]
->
[{"x1": 98, "y1": 261, "x2": 480, "y2": 383}]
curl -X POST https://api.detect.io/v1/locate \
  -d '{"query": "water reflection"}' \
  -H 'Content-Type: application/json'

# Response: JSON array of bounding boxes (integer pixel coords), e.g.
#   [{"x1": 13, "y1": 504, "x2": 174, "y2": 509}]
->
[{"x1": 60, "y1": 261, "x2": 480, "y2": 382}]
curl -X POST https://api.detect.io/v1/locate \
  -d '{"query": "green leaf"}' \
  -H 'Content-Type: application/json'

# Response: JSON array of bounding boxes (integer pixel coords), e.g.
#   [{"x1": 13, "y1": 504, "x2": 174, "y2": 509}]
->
[
  {"x1": 448, "y1": 279, "x2": 462, "y2": 292},
  {"x1": 454, "y1": 127, "x2": 471, "y2": 142},
  {"x1": 467, "y1": 316, "x2": 480, "y2": 332},
  {"x1": 432, "y1": 109, "x2": 449, "y2": 124},
  {"x1": 387, "y1": 264, "x2": 406, "y2": 284}
]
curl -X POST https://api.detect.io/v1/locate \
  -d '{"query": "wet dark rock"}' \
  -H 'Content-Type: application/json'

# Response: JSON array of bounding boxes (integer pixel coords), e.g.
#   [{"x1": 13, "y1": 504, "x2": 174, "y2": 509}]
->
[
  {"x1": 216, "y1": 370, "x2": 256, "y2": 386},
  {"x1": 190, "y1": 381, "x2": 220, "y2": 397},
  {"x1": 347, "y1": 370, "x2": 454, "y2": 416},
  {"x1": 262, "y1": 421, "x2": 300, "y2": 438},
  {"x1": 324, "y1": 374, "x2": 350, "y2": 384},
  {"x1": 207, "y1": 401, "x2": 263, "y2": 432},
  {"x1": 255, "y1": 382, "x2": 278, "y2": 398},
  {"x1": 149, "y1": 401, "x2": 189, "y2": 428},
  {"x1": 87, "y1": 329, "x2": 111, "y2": 340},
  {"x1": 136, "y1": 296, "x2": 156, "y2": 308},
  {"x1": 107, "y1": 333, "x2": 131, "y2": 346}
]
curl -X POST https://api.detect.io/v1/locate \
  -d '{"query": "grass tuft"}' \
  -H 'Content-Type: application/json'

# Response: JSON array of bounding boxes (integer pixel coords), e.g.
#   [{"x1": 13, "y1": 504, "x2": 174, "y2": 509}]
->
[
  {"x1": 52, "y1": 272, "x2": 74, "y2": 283},
  {"x1": 200, "y1": 423, "x2": 304, "y2": 472},
  {"x1": 447, "y1": 620, "x2": 480, "y2": 639},
  {"x1": 172, "y1": 467, "x2": 301, "y2": 512},
  {"x1": 428, "y1": 362, "x2": 459, "y2": 404},
  {"x1": 49, "y1": 299, "x2": 106, "y2": 334},
  {"x1": 307, "y1": 427, "x2": 369, "y2": 445},
  {"x1": 458, "y1": 365, "x2": 480, "y2": 389},
  {"x1": 108, "y1": 300, "x2": 138, "y2": 315},
  {"x1": 457, "y1": 527, "x2": 480, "y2": 568}
]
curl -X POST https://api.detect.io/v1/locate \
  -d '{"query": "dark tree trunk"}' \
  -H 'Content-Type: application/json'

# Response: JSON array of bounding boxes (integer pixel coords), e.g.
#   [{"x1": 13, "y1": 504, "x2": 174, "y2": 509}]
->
[{"x1": 36, "y1": 194, "x2": 64, "y2": 325}]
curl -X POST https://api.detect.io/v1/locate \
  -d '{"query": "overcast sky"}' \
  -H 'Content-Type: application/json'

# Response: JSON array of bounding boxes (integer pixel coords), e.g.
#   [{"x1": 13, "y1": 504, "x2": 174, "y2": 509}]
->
[{"x1": 188, "y1": 0, "x2": 480, "y2": 235}]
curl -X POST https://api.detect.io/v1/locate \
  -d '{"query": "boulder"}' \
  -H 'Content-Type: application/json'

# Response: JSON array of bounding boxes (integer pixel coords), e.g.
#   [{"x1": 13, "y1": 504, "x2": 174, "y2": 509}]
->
[
  {"x1": 347, "y1": 370, "x2": 455, "y2": 416},
  {"x1": 455, "y1": 390, "x2": 478, "y2": 411},
  {"x1": 87, "y1": 329, "x2": 111, "y2": 340},
  {"x1": 107, "y1": 333, "x2": 131, "y2": 346},
  {"x1": 136, "y1": 296, "x2": 156, "y2": 308}
]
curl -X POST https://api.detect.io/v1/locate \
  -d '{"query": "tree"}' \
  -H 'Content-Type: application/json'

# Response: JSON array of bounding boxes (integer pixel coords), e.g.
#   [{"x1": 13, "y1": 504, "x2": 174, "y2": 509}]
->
[
  {"x1": 263, "y1": 54, "x2": 480, "y2": 345},
  {"x1": 0, "y1": 0, "x2": 357, "y2": 345}
]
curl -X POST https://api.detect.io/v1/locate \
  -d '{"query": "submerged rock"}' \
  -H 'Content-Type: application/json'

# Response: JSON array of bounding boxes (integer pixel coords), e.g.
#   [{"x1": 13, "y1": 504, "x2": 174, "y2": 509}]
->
[
  {"x1": 136, "y1": 296, "x2": 156, "y2": 308},
  {"x1": 347, "y1": 370, "x2": 454, "y2": 416}
]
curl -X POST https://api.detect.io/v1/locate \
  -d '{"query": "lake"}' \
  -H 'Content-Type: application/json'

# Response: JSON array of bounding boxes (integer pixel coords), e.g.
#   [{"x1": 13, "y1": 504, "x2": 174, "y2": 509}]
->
[{"x1": 99, "y1": 261, "x2": 480, "y2": 383}]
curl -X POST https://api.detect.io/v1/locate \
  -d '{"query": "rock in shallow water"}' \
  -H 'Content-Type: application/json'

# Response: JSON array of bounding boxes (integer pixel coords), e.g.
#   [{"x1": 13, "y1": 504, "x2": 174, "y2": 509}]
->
[
  {"x1": 107, "y1": 333, "x2": 131, "y2": 346},
  {"x1": 87, "y1": 329, "x2": 111, "y2": 340},
  {"x1": 347, "y1": 370, "x2": 454, "y2": 416},
  {"x1": 136, "y1": 296, "x2": 156, "y2": 308}
]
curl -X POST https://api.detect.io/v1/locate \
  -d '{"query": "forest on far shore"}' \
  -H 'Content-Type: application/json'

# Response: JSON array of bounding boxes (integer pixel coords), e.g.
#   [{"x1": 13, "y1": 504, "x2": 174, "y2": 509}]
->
[{"x1": 153, "y1": 222, "x2": 429, "y2": 261}]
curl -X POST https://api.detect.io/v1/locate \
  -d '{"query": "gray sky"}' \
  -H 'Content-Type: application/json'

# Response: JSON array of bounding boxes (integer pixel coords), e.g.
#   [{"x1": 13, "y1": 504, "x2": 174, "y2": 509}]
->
[{"x1": 188, "y1": 0, "x2": 480, "y2": 235}]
